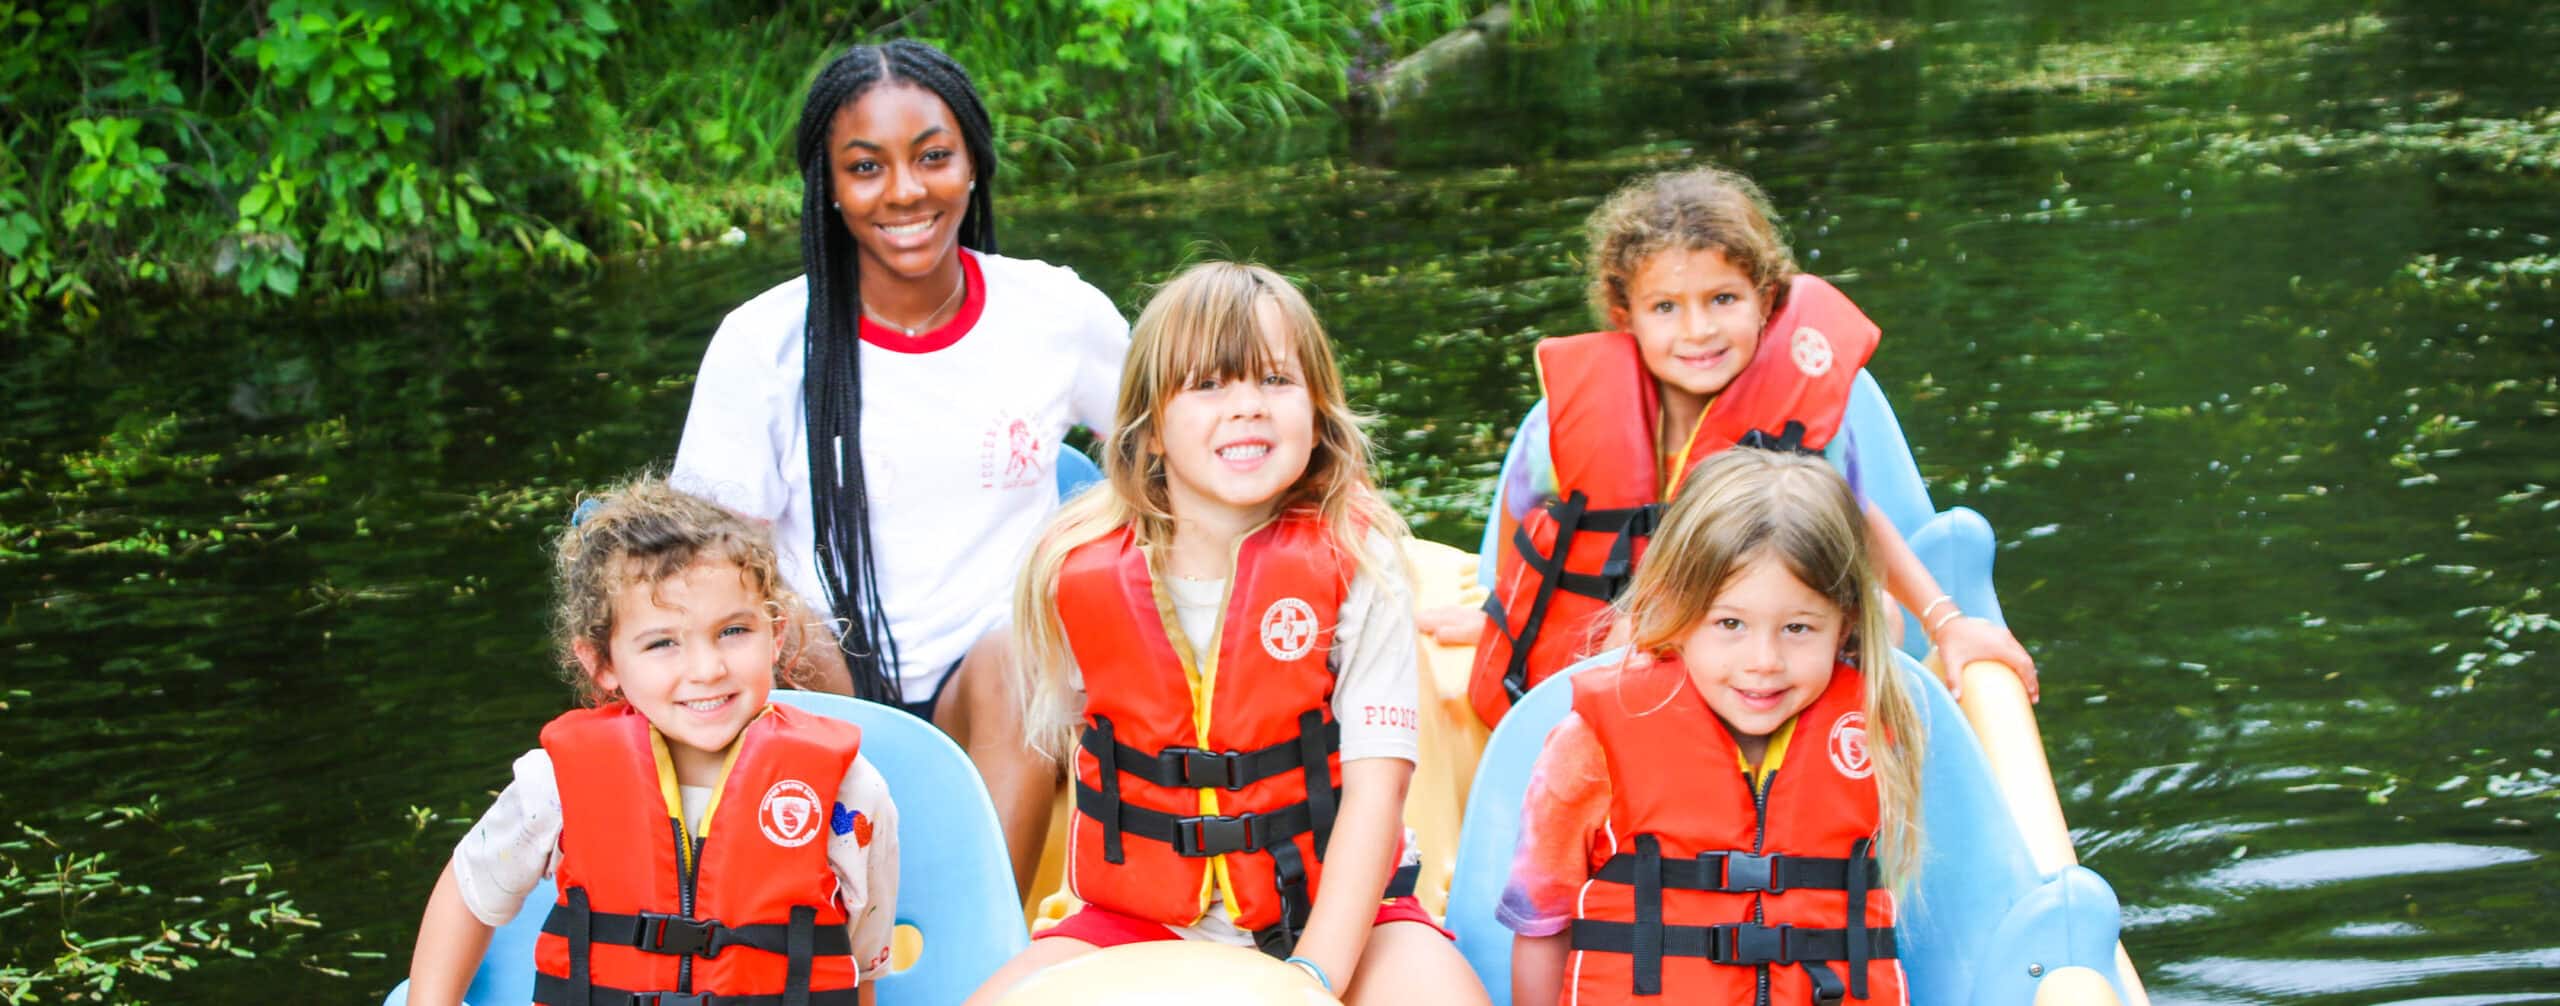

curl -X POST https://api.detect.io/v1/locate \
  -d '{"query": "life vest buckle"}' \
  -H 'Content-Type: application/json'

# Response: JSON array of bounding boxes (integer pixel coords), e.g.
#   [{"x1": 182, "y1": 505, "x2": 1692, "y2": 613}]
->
[
  {"x1": 1173, "y1": 747, "x2": 1247, "y2": 790},
  {"x1": 1720, "y1": 851, "x2": 1782, "y2": 894},
  {"x1": 631, "y1": 994, "x2": 712, "y2": 1006},
  {"x1": 632, "y1": 911, "x2": 723, "y2": 958},
  {"x1": 1172, "y1": 811, "x2": 1260, "y2": 857},
  {"x1": 1718, "y1": 922, "x2": 1795, "y2": 966}
]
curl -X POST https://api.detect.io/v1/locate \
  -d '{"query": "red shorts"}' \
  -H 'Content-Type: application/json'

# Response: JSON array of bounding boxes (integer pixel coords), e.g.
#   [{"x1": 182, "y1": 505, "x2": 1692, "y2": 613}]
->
[{"x1": 1036, "y1": 896, "x2": 1453, "y2": 947}]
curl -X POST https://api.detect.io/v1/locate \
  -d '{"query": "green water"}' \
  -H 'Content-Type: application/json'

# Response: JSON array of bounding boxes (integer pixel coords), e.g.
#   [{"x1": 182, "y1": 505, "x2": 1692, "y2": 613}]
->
[{"x1": 5, "y1": 2, "x2": 2556, "y2": 1001}]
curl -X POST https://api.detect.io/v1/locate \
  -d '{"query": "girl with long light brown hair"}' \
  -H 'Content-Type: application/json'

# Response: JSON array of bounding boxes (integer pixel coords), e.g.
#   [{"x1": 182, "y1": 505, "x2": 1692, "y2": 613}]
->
[{"x1": 969, "y1": 262, "x2": 1487, "y2": 1004}]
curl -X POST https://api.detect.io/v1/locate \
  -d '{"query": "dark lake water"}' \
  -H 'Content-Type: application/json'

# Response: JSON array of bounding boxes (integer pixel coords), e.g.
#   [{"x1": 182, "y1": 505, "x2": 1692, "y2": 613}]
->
[{"x1": 5, "y1": 2, "x2": 2556, "y2": 1001}]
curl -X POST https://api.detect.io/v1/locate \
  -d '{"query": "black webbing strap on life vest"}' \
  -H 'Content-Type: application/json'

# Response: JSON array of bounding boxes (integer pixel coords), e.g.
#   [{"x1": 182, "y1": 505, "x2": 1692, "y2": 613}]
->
[
  {"x1": 1247, "y1": 855, "x2": 1425, "y2": 960},
  {"x1": 1589, "y1": 848, "x2": 1884, "y2": 894},
  {"x1": 782, "y1": 905, "x2": 814, "y2": 1006},
  {"x1": 1573, "y1": 835, "x2": 1896, "y2": 1003},
  {"x1": 540, "y1": 904, "x2": 854, "y2": 960},
  {"x1": 1844, "y1": 838, "x2": 1876, "y2": 1001},
  {"x1": 1567, "y1": 921, "x2": 1898, "y2": 992},
  {"x1": 1071, "y1": 781, "x2": 1336, "y2": 859},
  {"x1": 1082, "y1": 712, "x2": 1343, "y2": 865},
  {"x1": 531, "y1": 974, "x2": 862, "y2": 1006},
  {"x1": 565, "y1": 887, "x2": 594, "y2": 1002},
  {"x1": 1091, "y1": 715, "x2": 1125, "y2": 863},
  {"x1": 1077, "y1": 709, "x2": 1384, "y2": 959},
  {"x1": 1080, "y1": 716, "x2": 1343, "y2": 793},
  {"x1": 1736, "y1": 421, "x2": 1821, "y2": 457},
  {"x1": 542, "y1": 889, "x2": 847, "y2": 1006},
  {"x1": 1480, "y1": 491, "x2": 1663, "y2": 702}
]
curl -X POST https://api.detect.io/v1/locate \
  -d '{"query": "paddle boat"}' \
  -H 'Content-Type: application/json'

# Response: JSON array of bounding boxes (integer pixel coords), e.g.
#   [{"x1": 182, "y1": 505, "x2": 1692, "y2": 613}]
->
[
  {"x1": 1423, "y1": 371, "x2": 2147, "y2": 1005},
  {"x1": 390, "y1": 373, "x2": 2150, "y2": 1003}
]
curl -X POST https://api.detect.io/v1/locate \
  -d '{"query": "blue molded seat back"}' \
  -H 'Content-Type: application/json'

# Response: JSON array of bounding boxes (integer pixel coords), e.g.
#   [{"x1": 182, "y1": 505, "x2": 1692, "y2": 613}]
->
[
  {"x1": 1054, "y1": 445, "x2": 1102, "y2": 500},
  {"x1": 767, "y1": 691, "x2": 1027, "y2": 1003},
  {"x1": 1444, "y1": 649, "x2": 2109, "y2": 1004},
  {"x1": 383, "y1": 696, "x2": 1024, "y2": 1006},
  {"x1": 1843, "y1": 369, "x2": 1935, "y2": 540}
]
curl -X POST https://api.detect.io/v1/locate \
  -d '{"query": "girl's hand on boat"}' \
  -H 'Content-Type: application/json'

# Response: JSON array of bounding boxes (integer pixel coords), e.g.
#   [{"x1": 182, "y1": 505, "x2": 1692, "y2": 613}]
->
[
  {"x1": 1415, "y1": 604, "x2": 1485, "y2": 645},
  {"x1": 1931, "y1": 617, "x2": 2039, "y2": 703}
]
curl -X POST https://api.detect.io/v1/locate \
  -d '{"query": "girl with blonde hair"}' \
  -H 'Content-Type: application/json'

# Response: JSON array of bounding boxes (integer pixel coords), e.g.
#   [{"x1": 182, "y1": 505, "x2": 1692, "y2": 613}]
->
[
  {"x1": 968, "y1": 262, "x2": 1487, "y2": 1004},
  {"x1": 1503, "y1": 448, "x2": 1927, "y2": 1006}
]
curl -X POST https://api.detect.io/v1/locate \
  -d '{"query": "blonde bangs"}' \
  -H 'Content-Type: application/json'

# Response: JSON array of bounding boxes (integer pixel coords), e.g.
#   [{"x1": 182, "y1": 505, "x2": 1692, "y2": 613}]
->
[
  {"x1": 1612, "y1": 449, "x2": 1926, "y2": 889},
  {"x1": 1010, "y1": 261, "x2": 1406, "y2": 755}
]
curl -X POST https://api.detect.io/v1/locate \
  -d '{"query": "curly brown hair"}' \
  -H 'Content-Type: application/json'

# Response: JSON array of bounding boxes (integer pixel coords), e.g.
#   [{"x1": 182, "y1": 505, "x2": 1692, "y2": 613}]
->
[
  {"x1": 549, "y1": 474, "x2": 824, "y2": 705},
  {"x1": 1586, "y1": 164, "x2": 1796, "y2": 326}
]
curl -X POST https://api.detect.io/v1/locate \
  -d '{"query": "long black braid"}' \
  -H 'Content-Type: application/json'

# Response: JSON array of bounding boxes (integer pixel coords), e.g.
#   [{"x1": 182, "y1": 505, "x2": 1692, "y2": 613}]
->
[{"x1": 793, "y1": 39, "x2": 1000, "y2": 703}]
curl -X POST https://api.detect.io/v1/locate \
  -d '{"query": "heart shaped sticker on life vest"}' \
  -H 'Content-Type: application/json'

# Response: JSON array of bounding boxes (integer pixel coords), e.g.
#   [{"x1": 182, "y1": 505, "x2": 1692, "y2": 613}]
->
[
  {"x1": 1828, "y1": 711, "x2": 1873, "y2": 780},
  {"x1": 759, "y1": 779, "x2": 825, "y2": 847},
  {"x1": 1260, "y1": 597, "x2": 1320, "y2": 661}
]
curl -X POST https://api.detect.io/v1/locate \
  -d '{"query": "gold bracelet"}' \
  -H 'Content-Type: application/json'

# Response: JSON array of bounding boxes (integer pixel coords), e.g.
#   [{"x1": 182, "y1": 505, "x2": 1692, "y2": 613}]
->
[
  {"x1": 1929, "y1": 608, "x2": 1965, "y2": 637},
  {"x1": 1918, "y1": 594, "x2": 1955, "y2": 622}
]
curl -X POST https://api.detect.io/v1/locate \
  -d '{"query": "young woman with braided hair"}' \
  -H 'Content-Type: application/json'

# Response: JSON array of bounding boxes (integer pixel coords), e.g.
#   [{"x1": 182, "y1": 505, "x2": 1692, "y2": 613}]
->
[{"x1": 673, "y1": 39, "x2": 1128, "y2": 893}]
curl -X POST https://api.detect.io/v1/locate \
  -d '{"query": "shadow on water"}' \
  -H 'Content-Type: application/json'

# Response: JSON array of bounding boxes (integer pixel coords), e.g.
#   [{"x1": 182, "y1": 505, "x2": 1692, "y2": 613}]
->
[{"x1": 3, "y1": 0, "x2": 2555, "y2": 1000}]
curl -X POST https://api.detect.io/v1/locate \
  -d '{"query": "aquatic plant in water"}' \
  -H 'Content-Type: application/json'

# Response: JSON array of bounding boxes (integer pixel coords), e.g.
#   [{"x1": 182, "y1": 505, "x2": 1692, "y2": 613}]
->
[{"x1": 0, "y1": 818, "x2": 333, "y2": 1003}]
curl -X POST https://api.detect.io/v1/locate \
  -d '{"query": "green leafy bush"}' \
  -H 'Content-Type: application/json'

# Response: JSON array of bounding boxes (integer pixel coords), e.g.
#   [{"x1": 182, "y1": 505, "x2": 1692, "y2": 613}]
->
[{"x1": 1, "y1": 0, "x2": 1623, "y2": 331}]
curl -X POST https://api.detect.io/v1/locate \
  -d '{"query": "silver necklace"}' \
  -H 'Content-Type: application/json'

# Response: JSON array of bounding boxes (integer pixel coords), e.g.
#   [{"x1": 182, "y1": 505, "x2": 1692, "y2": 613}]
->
[{"x1": 862, "y1": 273, "x2": 967, "y2": 337}]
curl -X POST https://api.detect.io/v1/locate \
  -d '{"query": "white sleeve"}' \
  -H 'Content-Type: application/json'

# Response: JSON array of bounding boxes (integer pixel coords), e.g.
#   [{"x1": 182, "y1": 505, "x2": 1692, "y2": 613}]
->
[
  {"x1": 449, "y1": 750, "x2": 564, "y2": 928},
  {"x1": 672, "y1": 298, "x2": 796, "y2": 522},
  {"x1": 1331, "y1": 532, "x2": 1422, "y2": 764},
  {"x1": 1064, "y1": 276, "x2": 1130, "y2": 432},
  {"x1": 827, "y1": 754, "x2": 900, "y2": 980}
]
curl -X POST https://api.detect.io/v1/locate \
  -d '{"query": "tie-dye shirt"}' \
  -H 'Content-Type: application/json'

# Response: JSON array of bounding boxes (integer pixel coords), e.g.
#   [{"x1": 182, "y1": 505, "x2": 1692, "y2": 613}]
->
[{"x1": 1495, "y1": 702, "x2": 1797, "y2": 937}]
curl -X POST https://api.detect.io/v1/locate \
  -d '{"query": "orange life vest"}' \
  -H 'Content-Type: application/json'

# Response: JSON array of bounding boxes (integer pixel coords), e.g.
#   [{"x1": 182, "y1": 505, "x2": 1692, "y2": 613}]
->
[
  {"x1": 1059, "y1": 512, "x2": 1368, "y2": 955},
  {"x1": 1469, "y1": 275, "x2": 1880, "y2": 726},
  {"x1": 1567, "y1": 657, "x2": 1904, "y2": 1006},
  {"x1": 535, "y1": 702, "x2": 863, "y2": 1006}
]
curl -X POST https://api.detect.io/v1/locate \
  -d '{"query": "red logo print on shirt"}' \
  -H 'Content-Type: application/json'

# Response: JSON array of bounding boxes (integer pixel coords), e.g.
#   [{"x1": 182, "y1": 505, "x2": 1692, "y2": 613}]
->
[{"x1": 979, "y1": 413, "x2": 1047, "y2": 490}]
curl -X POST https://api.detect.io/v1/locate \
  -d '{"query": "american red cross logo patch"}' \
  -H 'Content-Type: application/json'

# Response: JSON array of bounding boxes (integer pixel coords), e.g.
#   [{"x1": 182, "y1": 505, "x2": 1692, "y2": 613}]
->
[{"x1": 1259, "y1": 597, "x2": 1319, "y2": 661}]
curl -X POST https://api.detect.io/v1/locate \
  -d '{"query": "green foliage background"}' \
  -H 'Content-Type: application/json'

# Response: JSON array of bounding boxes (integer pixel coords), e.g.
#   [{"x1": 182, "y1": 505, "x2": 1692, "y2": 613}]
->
[{"x1": 0, "y1": 0, "x2": 1573, "y2": 332}]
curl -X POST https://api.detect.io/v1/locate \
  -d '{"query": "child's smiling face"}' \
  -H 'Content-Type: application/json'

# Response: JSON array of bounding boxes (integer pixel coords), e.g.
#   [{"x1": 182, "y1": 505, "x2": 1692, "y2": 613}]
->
[
  {"x1": 1150, "y1": 299, "x2": 1317, "y2": 527},
  {"x1": 577, "y1": 559, "x2": 778, "y2": 787},
  {"x1": 1676, "y1": 550, "x2": 1846, "y2": 765},
  {"x1": 1611, "y1": 246, "x2": 1772, "y2": 417}
]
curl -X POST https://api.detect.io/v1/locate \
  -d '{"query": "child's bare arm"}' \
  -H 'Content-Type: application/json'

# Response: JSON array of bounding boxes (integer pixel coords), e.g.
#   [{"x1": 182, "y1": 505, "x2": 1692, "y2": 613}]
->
[
  {"x1": 1860, "y1": 502, "x2": 2038, "y2": 700},
  {"x1": 1289, "y1": 756, "x2": 1413, "y2": 992},
  {"x1": 406, "y1": 862, "x2": 497, "y2": 1006},
  {"x1": 1511, "y1": 932, "x2": 1571, "y2": 1006}
]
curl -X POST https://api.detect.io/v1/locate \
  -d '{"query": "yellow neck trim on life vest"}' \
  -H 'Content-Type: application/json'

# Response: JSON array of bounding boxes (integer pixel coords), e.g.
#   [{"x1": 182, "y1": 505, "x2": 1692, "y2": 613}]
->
[
  {"x1": 649, "y1": 709, "x2": 760, "y2": 844},
  {"x1": 1661, "y1": 389, "x2": 1721, "y2": 500},
  {"x1": 1145, "y1": 520, "x2": 1274, "y2": 924},
  {"x1": 1735, "y1": 717, "x2": 1797, "y2": 786}
]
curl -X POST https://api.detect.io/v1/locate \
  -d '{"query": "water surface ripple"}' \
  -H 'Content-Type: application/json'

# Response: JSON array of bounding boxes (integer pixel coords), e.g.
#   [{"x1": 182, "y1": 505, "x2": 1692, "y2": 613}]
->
[{"x1": 3, "y1": 2, "x2": 2555, "y2": 1000}]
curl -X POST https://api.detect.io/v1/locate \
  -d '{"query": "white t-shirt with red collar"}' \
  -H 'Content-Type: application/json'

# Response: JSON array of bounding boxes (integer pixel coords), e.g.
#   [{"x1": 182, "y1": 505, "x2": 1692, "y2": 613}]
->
[{"x1": 674, "y1": 249, "x2": 1129, "y2": 702}]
